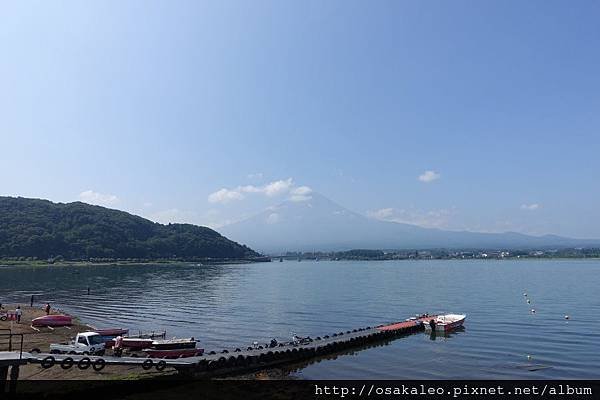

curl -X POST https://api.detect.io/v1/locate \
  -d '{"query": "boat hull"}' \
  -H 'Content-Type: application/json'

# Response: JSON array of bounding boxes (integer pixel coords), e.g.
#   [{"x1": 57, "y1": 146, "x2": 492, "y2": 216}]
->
[
  {"x1": 424, "y1": 314, "x2": 466, "y2": 332},
  {"x1": 144, "y1": 348, "x2": 204, "y2": 359},
  {"x1": 151, "y1": 339, "x2": 197, "y2": 350},
  {"x1": 105, "y1": 338, "x2": 153, "y2": 350},
  {"x1": 31, "y1": 315, "x2": 72, "y2": 327},
  {"x1": 94, "y1": 328, "x2": 129, "y2": 336}
]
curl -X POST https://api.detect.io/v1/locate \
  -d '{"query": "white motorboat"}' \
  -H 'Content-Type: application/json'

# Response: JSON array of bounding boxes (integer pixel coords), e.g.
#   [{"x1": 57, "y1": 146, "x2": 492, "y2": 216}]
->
[{"x1": 423, "y1": 314, "x2": 466, "y2": 332}]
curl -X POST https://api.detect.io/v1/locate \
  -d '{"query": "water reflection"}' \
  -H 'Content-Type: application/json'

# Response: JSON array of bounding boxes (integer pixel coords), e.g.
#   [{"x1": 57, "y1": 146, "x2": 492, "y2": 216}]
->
[
  {"x1": 428, "y1": 326, "x2": 466, "y2": 341},
  {"x1": 2, "y1": 259, "x2": 600, "y2": 379}
]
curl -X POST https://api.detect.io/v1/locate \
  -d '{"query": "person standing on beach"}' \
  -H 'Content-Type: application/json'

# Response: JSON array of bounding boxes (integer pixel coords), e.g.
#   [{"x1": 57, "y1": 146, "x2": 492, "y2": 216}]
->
[
  {"x1": 15, "y1": 306, "x2": 22, "y2": 323},
  {"x1": 45, "y1": 303, "x2": 51, "y2": 315},
  {"x1": 30, "y1": 295, "x2": 34, "y2": 307},
  {"x1": 114, "y1": 335, "x2": 124, "y2": 357}
]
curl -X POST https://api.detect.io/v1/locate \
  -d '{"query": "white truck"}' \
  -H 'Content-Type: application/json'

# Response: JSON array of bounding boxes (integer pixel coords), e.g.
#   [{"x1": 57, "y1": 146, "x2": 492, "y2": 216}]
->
[{"x1": 50, "y1": 332, "x2": 107, "y2": 355}]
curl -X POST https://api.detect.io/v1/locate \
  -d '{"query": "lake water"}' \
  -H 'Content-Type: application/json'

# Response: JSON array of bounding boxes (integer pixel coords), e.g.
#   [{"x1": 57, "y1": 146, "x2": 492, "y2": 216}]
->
[{"x1": 2, "y1": 259, "x2": 599, "y2": 379}]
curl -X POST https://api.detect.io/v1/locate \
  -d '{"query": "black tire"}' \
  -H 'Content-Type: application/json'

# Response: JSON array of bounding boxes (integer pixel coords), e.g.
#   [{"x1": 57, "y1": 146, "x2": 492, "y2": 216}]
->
[
  {"x1": 155, "y1": 360, "x2": 167, "y2": 371},
  {"x1": 60, "y1": 357, "x2": 74, "y2": 370},
  {"x1": 130, "y1": 353, "x2": 138, "y2": 358},
  {"x1": 30, "y1": 348, "x2": 41, "y2": 354},
  {"x1": 77, "y1": 357, "x2": 91, "y2": 370},
  {"x1": 92, "y1": 358, "x2": 106, "y2": 371},
  {"x1": 68, "y1": 351, "x2": 76, "y2": 355},
  {"x1": 0, "y1": 316, "x2": 7, "y2": 321},
  {"x1": 207, "y1": 360, "x2": 219, "y2": 370},
  {"x1": 41, "y1": 356, "x2": 55, "y2": 369},
  {"x1": 142, "y1": 359, "x2": 153, "y2": 370},
  {"x1": 95, "y1": 349, "x2": 105, "y2": 356},
  {"x1": 50, "y1": 349, "x2": 61, "y2": 354}
]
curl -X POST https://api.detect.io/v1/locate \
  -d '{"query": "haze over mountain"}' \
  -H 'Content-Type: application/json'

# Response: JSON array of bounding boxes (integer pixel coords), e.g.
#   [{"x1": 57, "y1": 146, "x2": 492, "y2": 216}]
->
[{"x1": 219, "y1": 193, "x2": 600, "y2": 253}]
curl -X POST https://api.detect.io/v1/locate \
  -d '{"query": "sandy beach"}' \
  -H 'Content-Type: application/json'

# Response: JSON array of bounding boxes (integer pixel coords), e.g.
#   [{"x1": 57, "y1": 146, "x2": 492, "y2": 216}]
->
[{"x1": 0, "y1": 304, "x2": 173, "y2": 380}]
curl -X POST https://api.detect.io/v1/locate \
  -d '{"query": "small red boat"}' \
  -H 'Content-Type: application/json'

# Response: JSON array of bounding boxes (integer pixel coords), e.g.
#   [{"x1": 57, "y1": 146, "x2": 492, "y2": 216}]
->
[
  {"x1": 150, "y1": 338, "x2": 197, "y2": 350},
  {"x1": 105, "y1": 338, "x2": 154, "y2": 351},
  {"x1": 31, "y1": 314, "x2": 72, "y2": 327},
  {"x1": 93, "y1": 328, "x2": 129, "y2": 337},
  {"x1": 144, "y1": 348, "x2": 204, "y2": 359}
]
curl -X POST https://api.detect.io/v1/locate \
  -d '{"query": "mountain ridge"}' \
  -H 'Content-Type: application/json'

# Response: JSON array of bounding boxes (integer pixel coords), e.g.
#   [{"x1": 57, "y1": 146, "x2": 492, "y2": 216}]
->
[
  {"x1": 0, "y1": 196, "x2": 259, "y2": 260},
  {"x1": 219, "y1": 192, "x2": 600, "y2": 253}
]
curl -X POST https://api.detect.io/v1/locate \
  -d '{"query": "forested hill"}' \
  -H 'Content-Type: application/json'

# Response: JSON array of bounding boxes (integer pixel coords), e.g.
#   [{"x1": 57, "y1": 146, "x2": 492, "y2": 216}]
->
[{"x1": 0, "y1": 197, "x2": 259, "y2": 260}]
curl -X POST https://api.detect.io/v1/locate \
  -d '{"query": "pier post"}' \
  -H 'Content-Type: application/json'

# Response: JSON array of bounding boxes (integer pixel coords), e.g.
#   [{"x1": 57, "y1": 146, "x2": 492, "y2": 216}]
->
[
  {"x1": 8, "y1": 365, "x2": 19, "y2": 394},
  {"x1": 0, "y1": 366, "x2": 8, "y2": 393}
]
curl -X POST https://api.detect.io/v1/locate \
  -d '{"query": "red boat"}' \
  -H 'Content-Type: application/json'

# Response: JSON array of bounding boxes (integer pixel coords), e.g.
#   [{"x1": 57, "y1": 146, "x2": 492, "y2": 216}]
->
[
  {"x1": 94, "y1": 328, "x2": 129, "y2": 336},
  {"x1": 144, "y1": 348, "x2": 204, "y2": 359},
  {"x1": 150, "y1": 338, "x2": 197, "y2": 350},
  {"x1": 31, "y1": 314, "x2": 72, "y2": 327},
  {"x1": 105, "y1": 338, "x2": 154, "y2": 351}
]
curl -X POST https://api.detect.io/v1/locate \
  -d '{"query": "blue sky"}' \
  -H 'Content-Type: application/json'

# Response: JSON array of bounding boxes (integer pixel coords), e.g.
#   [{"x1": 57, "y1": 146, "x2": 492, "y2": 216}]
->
[{"x1": 1, "y1": 1, "x2": 599, "y2": 238}]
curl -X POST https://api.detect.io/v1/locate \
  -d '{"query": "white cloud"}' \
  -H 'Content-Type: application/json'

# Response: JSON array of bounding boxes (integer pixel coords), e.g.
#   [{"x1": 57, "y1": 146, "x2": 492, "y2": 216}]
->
[
  {"x1": 78, "y1": 190, "x2": 120, "y2": 206},
  {"x1": 367, "y1": 207, "x2": 394, "y2": 219},
  {"x1": 247, "y1": 172, "x2": 263, "y2": 180},
  {"x1": 418, "y1": 170, "x2": 441, "y2": 183},
  {"x1": 207, "y1": 178, "x2": 301, "y2": 203},
  {"x1": 263, "y1": 178, "x2": 294, "y2": 196},
  {"x1": 289, "y1": 185, "x2": 313, "y2": 202},
  {"x1": 520, "y1": 203, "x2": 540, "y2": 211},
  {"x1": 208, "y1": 188, "x2": 245, "y2": 204},
  {"x1": 266, "y1": 213, "x2": 280, "y2": 224},
  {"x1": 367, "y1": 207, "x2": 456, "y2": 229}
]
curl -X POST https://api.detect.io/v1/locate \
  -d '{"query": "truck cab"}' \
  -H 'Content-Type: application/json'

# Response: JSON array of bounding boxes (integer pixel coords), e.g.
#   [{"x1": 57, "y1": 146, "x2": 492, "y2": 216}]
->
[{"x1": 50, "y1": 332, "x2": 107, "y2": 355}]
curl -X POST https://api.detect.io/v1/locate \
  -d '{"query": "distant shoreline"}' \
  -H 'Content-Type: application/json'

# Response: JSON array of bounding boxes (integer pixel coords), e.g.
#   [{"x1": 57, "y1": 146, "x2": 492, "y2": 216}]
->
[
  {"x1": 2, "y1": 255, "x2": 600, "y2": 268},
  {"x1": 0, "y1": 257, "x2": 271, "y2": 268}
]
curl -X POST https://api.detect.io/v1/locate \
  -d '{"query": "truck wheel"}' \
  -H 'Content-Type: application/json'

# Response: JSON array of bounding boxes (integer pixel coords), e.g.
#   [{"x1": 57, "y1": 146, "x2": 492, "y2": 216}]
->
[
  {"x1": 30, "y1": 348, "x2": 41, "y2": 354},
  {"x1": 60, "y1": 357, "x2": 74, "y2": 369},
  {"x1": 50, "y1": 349, "x2": 60, "y2": 354},
  {"x1": 68, "y1": 351, "x2": 76, "y2": 355},
  {"x1": 0, "y1": 316, "x2": 7, "y2": 321},
  {"x1": 77, "y1": 357, "x2": 91, "y2": 370},
  {"x1": 92, "y1": 359, "x2": 106, "y2": 371},
  {"x1": 41, "y1": 356, "x2": 55, "y2": 369}
]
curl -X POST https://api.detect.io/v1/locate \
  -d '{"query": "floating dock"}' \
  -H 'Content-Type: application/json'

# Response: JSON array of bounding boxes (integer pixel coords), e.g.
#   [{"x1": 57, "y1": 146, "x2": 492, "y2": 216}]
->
[{"x1": 1, "y1": 315, "x2": 435, "y2": 391}]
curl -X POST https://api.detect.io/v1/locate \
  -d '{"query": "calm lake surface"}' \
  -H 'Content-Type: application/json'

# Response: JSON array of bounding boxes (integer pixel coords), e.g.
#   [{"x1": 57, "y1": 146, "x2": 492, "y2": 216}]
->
[{"x1": 2, "y1": 259, "x2": 600, "y2": 379}]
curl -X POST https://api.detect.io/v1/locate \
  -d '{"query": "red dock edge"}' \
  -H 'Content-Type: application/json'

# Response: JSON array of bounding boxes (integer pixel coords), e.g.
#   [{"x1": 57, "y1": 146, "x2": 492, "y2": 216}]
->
[{"x1": 376, "y1": 315, "x2": 437, "y2": 331}]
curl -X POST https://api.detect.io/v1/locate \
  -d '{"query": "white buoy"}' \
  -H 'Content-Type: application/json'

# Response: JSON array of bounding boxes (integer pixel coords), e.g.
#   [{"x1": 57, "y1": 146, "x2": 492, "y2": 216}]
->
[
  {"x1": 565, "y1": 315, "x2": 570, "y2": 320},
  {"x1": 523, "y1": 292, "x2": 527, "y2": 297},
  {"x1": 531, "y1": 308, "x2": 536, "y2": 313},
  {"x1": 526, "y1": 299, "x2": 531, "y2": 304},
  {"x1": 527, "y1": 354, "x2": 532, "y2": 361}
]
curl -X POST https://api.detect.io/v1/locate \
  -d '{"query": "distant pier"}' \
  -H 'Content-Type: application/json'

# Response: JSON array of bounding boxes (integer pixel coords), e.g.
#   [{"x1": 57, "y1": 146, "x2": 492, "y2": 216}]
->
[{"x1": 1, "y1": 315, "x2": 434, "y2": 392}]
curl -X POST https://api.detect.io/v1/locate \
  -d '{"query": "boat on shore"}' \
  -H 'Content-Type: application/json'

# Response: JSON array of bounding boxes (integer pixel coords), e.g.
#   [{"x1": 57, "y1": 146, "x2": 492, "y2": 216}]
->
[
  {"x1": 423, "y1": 314, "x2": 466, "y2": 332},
  {"x1": 144, "y1": 347, "x2": 204, "y2": 359},
  {"x1": 150, "y1": 338, "x2": 197, "y2": 350},
  {"x1": 31, "y1": 314, "x2": 72, "y2": 327},
  {"x1": 105, "y1": 337, "x2": 153, "y2": 351},
  {"x1": 93, "y1": 328, "x2": 129, "y2": 337}
]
